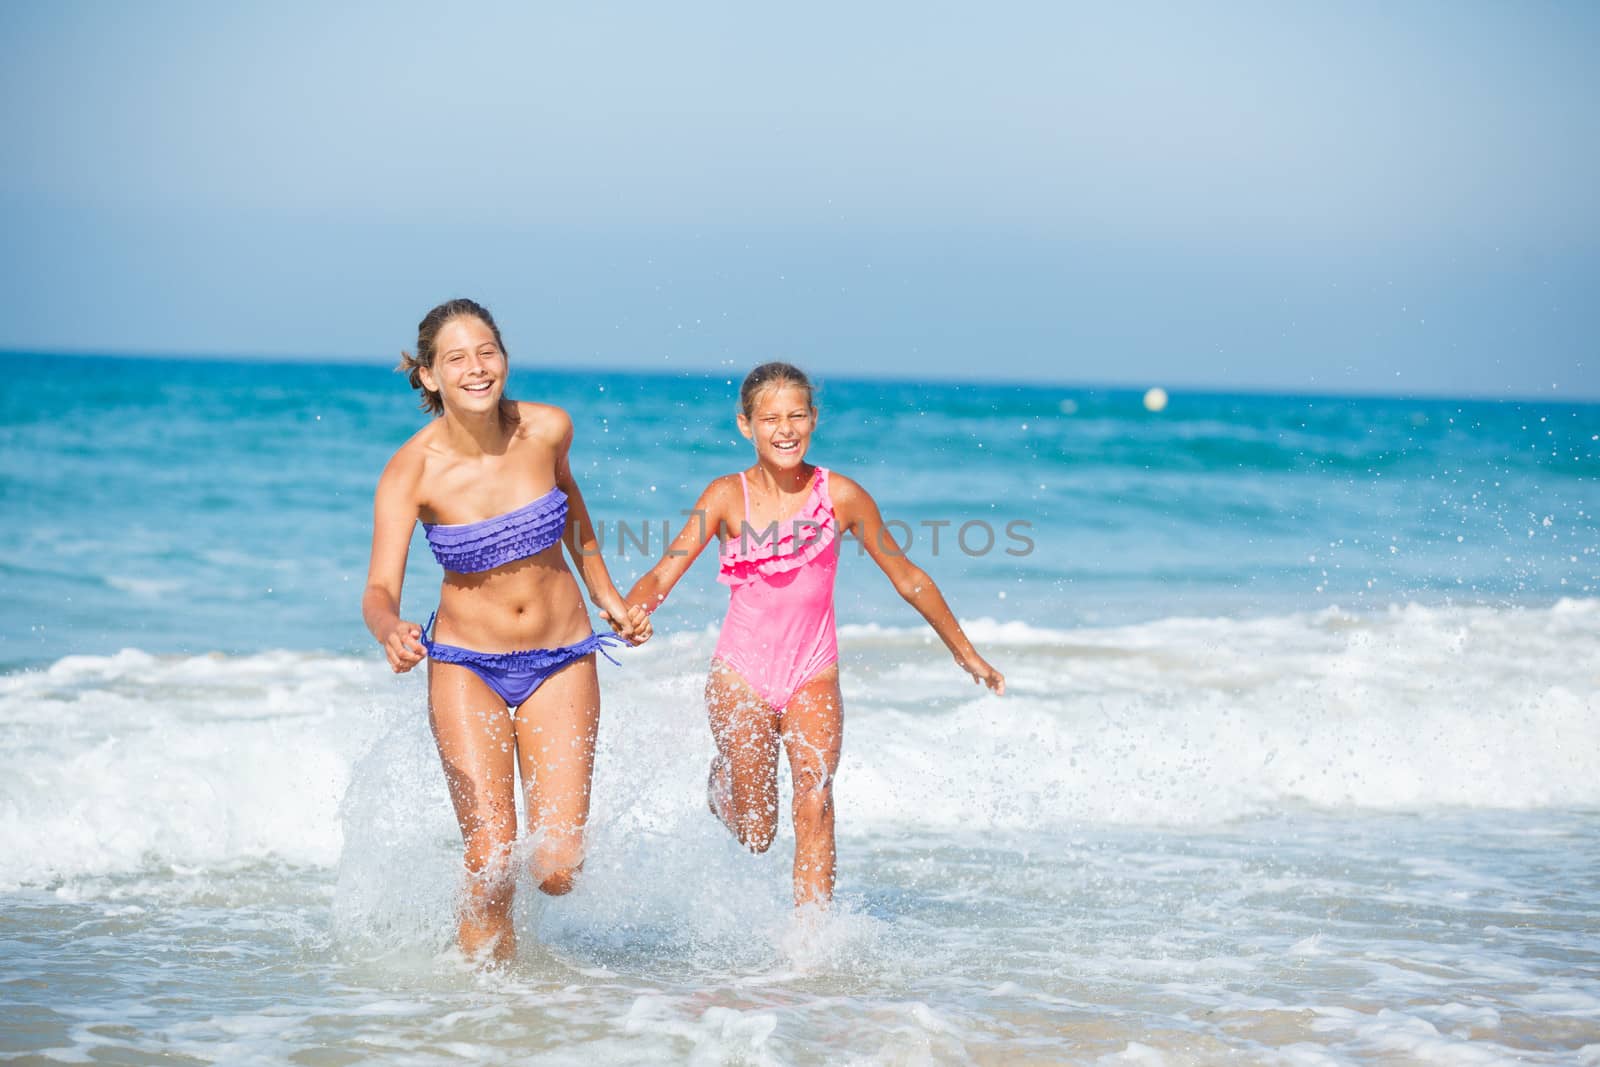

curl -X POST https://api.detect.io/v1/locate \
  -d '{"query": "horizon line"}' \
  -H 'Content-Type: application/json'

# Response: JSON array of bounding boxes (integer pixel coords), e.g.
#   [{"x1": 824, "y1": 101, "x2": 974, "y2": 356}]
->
[{"x1": 10, "y1": 345, "x2": 1597, "y2": 407}]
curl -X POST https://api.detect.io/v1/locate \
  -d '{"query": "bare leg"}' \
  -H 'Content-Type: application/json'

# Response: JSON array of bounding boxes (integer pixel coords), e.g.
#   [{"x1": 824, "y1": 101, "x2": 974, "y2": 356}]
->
[
  {"x1": 705, "y1": 660, "x2": 781, "y2": 853},
  {"x1": 428, "y1": 660, "x2": 519, "y2": 962},
  {"x1": 513, "y1": 654, "x2": 601, "y2": 897},
  {"x1": 779, "y1": 667, "x2": 843, "y2": 907}
]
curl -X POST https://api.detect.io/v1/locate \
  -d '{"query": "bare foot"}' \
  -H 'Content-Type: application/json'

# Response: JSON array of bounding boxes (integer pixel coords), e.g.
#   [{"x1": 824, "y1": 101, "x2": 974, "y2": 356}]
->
[{"x1": 458, "y1": 916, "x2": 516, "y2": 965}]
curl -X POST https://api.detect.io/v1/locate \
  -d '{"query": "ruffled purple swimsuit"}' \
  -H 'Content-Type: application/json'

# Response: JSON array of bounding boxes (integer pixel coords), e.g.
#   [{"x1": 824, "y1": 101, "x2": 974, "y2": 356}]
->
[{"x1": 419, "y1": 487, "x2": 624, "y2": 706}]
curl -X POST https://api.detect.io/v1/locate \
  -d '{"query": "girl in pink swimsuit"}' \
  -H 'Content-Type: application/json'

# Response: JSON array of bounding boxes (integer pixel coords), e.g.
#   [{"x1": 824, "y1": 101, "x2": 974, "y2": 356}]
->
[{"x1": 624, "y1": 362, "x2": 1005, "y2": 907}]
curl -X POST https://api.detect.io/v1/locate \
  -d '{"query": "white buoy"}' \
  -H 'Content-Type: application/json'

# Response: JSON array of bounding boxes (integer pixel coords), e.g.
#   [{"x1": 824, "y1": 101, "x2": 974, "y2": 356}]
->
[{"x1": 1143, "y1": 387, "x2": 1169, "y2": 413}]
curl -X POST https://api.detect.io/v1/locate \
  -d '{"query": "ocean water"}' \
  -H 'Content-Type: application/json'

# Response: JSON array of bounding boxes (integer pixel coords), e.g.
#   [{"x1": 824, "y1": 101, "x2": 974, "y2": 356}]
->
[{"x1": 2, "y1": 353, "x2": 1598, "y2": 1064}]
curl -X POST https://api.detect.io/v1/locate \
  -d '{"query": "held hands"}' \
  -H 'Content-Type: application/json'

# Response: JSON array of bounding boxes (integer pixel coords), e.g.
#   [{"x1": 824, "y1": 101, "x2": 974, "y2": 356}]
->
[
  {"x1": 599, "y1": 602, "x2": 654, "y2": 646},
  {"x1": 958, "y1": 653, "x2": 1006, "y2": 695},
  {"x1": 382, "y1": 620, "x2": 426, "y2": 673}
]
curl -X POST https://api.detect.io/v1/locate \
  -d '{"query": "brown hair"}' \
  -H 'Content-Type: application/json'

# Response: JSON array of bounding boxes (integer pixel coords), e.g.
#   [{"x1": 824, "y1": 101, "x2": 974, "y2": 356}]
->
[
  {"x1": 738, "y1": 361, "x2": 815, "y2": 418},
  {"x1": 395, "y1": 298, "x2": 507, "y2": 415}
]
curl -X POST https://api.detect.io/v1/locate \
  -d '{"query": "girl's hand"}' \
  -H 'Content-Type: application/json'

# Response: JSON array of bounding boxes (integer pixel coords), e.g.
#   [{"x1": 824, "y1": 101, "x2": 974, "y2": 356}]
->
[
  {"x1": 959, "y1": 654, "x2": 1005, "y2": 695},
  {"x1": 622, "y1": 603, "x2": 653, "y2": 645},
  {"x1": 599, "y1": 601, "x2": 653, "y2": 645},
  {"x1": 383, "y1": 621, "x2": 426, "y2": 673}
]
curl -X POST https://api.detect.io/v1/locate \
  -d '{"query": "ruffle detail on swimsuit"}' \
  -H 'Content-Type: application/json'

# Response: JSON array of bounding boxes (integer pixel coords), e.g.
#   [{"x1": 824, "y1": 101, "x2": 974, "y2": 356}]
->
[
  {"x1": 423, "y1": 488, "x2": 568, "y2": 573},
  {"x1": 423, "y1": 628, "x2": 626, "y2": 669},
  {"x1": 717, "y1": 468, "x2": 838, "y2": 588}
]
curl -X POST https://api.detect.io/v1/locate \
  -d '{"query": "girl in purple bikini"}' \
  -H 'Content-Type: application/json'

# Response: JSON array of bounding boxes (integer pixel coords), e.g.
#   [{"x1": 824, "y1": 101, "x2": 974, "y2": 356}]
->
[{"x1": 361, "y1": 298, "x2": 649, "y2": 962}]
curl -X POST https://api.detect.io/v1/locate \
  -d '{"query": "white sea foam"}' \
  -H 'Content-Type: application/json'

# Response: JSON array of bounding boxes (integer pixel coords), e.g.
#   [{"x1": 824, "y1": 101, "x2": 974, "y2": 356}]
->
[
  {"x1": 839, "y1": 599, "x2": 1600, "y2": 826},
  {"x1": 0, "y1": 649, "x2": 395, "y2": 888},
  {"x1": 0, "y1": 600, "x2": 1596, "y2": 888}
]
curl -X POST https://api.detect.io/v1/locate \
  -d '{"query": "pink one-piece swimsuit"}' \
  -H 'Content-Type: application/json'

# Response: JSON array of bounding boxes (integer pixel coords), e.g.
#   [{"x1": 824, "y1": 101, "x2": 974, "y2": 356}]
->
[{"x1": 713, "y1": 466, "x2": 840, "y2": 710}]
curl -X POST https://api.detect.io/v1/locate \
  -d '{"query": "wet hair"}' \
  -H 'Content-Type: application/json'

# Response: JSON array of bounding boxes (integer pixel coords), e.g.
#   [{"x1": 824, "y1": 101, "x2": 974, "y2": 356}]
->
[
  {"x1": 738, "y1": 361, "x2": 815, "y2": 418},
  {"x1": 395, "y1": 298, "x2": 507, "y2": 415}
]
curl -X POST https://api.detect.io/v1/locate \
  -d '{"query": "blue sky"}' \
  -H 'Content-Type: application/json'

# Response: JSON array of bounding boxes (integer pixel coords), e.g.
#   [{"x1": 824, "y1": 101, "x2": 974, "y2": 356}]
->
[{"x1": 3, "y1": 2, "x2": 1596, "y2": 397}]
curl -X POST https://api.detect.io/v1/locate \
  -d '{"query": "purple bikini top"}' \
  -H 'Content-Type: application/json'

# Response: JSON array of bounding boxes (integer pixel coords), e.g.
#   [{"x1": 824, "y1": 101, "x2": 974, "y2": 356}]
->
[{"x1": 423, "y1": 487, "x2": 568, "y2": 573}]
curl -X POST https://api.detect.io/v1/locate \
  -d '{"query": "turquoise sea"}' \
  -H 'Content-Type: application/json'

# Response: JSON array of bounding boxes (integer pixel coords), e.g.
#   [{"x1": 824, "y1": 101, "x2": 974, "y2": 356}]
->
[{"x1": 2, "y1": 353, "x2": 1597, "y2": 1063}]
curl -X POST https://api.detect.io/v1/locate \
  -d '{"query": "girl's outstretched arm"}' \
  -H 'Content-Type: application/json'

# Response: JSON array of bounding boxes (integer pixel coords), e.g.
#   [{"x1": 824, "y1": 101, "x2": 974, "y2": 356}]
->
[
  {"x1": 552, "y1": 411, "x2": 650, "y2": 644},
  {"x1": 623, "y1": 476, "x2": 739, "y2": 614},
  {"x1": 831, "y1": 473, "x2": 1005, "y2": 694}
]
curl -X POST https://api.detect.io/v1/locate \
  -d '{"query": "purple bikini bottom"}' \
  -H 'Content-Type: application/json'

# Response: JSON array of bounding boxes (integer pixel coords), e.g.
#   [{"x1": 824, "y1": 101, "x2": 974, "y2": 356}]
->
[{"x1": 420, "y1": 613, "x2": 624, "y2": 707}]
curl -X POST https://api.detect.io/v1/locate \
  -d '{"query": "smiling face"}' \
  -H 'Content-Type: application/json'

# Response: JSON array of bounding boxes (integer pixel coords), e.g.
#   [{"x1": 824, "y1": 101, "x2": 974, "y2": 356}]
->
[
  {"x1": 738, "y1": 382, "x2": 817, "y2": 469},
  {"x1": 417, "y1": 315, "x2": 506, "y2": 417}
]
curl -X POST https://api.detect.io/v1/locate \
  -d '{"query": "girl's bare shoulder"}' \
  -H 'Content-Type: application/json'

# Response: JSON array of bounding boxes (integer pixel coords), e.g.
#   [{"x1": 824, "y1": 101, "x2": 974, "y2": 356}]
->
[
  {"x1": 512, "y1": 401, "x2": 573, "y2": 444},
  {"x1": 377, "y1": 423, "x2": 438, "y2": 496},
  {"x1": 695, "y1": 473, "x2": 745, "y2": 522},
  {"x1": 824, "y1": 469, "x2": 871, "y2": 506}
]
